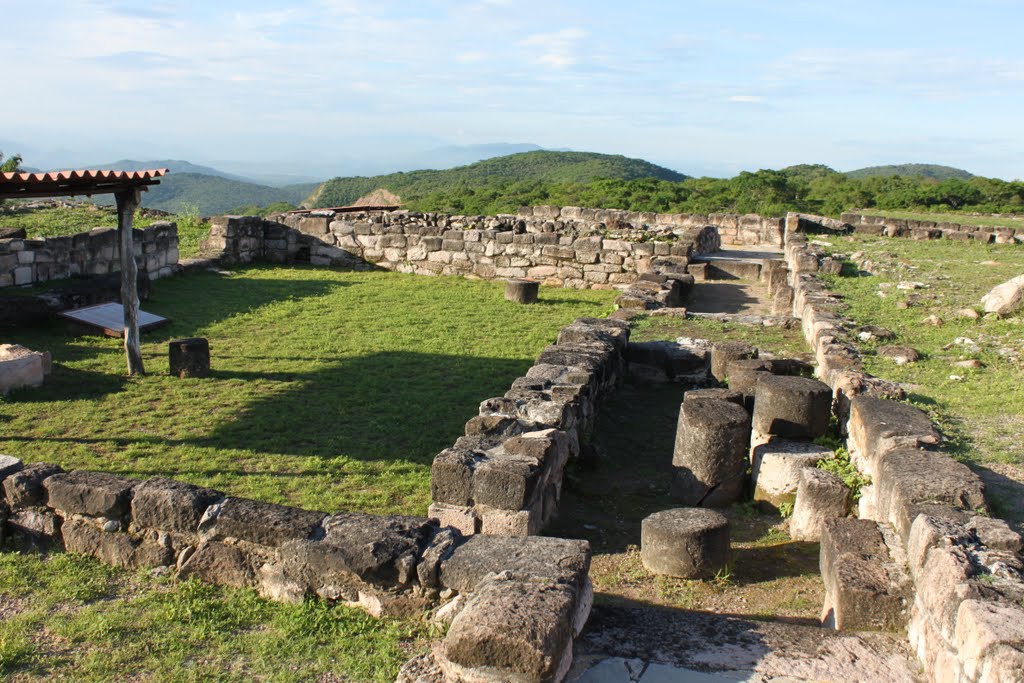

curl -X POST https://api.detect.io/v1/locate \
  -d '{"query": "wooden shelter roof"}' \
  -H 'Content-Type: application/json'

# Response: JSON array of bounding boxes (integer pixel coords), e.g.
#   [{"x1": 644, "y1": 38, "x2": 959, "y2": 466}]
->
[{"x1": 0, "y1": 169, "x2": 168, "y2": 200}]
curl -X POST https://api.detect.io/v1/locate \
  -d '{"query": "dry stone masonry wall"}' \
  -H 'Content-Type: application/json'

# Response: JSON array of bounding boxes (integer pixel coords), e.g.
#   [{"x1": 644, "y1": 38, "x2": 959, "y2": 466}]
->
[
  {"x1": 0, "y1": 455, "x2": 595, "y2": 683},
  {"x1": 792, "y1": 211, "x2": 1024, "y2": 245},
  {"x1": 779, "y1": 234, "x2": 1024, "y2": 683},
  {"x1": 0, "y1": 222, "x2": 180, "y2": 288}
]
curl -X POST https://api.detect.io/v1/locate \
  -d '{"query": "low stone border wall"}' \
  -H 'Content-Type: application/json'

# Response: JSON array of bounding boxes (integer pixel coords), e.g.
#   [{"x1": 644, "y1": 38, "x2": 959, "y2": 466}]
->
[
  {"x1": 0, "y1": 456, "x2": 594, "y2": 682},
  {"x1": 0, "y1": 222, "x2": 180, "y2": 288},
  {"x1": 795, "y1": 211, "x2": 1023, "y2": 245},
  {"x1": 201, "y1": 209, "x2": 721, "y2": 290},
  {"x1": 429, "y1": 317, "x2": 629, "y2": 537},
  {"x1": 780, "y1": 235, "x2": 1024, "y2": 683}
]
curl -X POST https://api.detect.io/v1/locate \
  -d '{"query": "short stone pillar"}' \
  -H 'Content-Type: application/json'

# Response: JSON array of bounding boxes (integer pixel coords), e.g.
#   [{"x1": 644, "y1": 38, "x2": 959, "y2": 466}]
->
[
  {"x1": 790, "y1": 468, "x2": 851, "y2": 541},
  {"x1": 168, "y1": 338, "x2": 210, "y2": 378},
  {"x1": 710, "y1": 341, "x2": 758, "y2": 384},
  {"x1": 751, "y1": 375, "x2": 832, "y2": 440},
  {"x1": 751, "y1": 440, "x2": 834, "y2": 511},
  {"x1": 641, "y1": 508, "x2": 730, "y2": 578},
  {"x1": 504, "y1": 279, "x2": 539, "y2": 304},
  {"x1": 725, "y1": 358, "x2": 775, "y2": 410},
  {"x1": 682, "y1": 387, "x2": 744, "y2": 407},
  {"x1": 671, "y1": 399, "x2": 751, "y2": 507}
]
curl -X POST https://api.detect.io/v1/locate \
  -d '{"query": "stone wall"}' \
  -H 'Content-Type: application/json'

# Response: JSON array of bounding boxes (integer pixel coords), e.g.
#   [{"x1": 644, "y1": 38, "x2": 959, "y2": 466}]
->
[
  {"x1": 0, "y1": 454, "x2": 594, "y2": 683},
  {"x1": 201, "y1": 208, "x2": 723, "y2": 289},
  {"x1": 0, "y1": 222, "x2": 180, "y2": 288},
  {"x1": 429, "y1": 317, "x2": 629, "y2": 537},
  {"x1": 795, "y1": 211, "x2": 1024, "y2": 245},
  {"x1": 780, "y1": 235, "x2": 1024, "y2": 683}
]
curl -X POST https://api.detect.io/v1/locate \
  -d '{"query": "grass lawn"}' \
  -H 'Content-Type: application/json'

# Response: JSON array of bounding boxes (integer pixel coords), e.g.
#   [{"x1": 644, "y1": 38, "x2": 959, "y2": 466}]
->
[
  {"x1": 856, "y1": 208, "x2": 1024, "y2": 229},
  {"x1": 0, "y1": 203, "x2": 211, "y2": 258},
  {"x1": 0, "y1": 265, "x2": 616, "y2": 681},
  {"x1": 812, "y1": 234, "x2": 1024, "y2": 524}
]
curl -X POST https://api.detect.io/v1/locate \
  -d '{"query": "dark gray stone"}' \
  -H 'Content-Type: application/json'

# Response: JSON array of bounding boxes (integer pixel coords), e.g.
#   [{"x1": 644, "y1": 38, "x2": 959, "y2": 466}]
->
[
  {"x1": 751, "y1": 375, "x2": 832, "y2": 439},
  {"x1": 206, "y1": 497, "x2": 326, "y2": 547},
  {"x1": 131, "y1": 477, "x2": 223, "y2": 534},
  {"x1": 710, "y1": 341, "x2": 758, "y2": 384},
  {"x1": 682, "y1": 388, "x2": 744, "y2": 407},
  {"x1": 671, "y1": 399, "x2": 750, "y2": 507},
  {"x1": 641, "y1": 508, "x2": 730, "y2": 579},
  {"x1": 625, "y1": 341, "x2": 708, "y2": 381},
  {"x1": 472, "y1": 453, "x2": 542, "y2": 510},
  {"x1": 44, "y1": 471, "x2": 138, "y2": 519},
  {"x1": 438, "y1": 535, "x2": 591, "y2": 594},
  {"x1": 505, "y1": 279, "x2": 540, "y2": 304},
  {"x1": 431, "y1": 448, "x2": 476, "y2": 506},
  {"x1": 417, "y1": 527, "x2": 461, "y2": 589},
  {"x1": 8, "y1": 507, "x2": 62, "y2": 545},
  {"x1": 168, "y1": 337, "x2": 211, "y2": 378},
  {"x1": 3, "y1": 462, "x2": 62, "y2": 508}
]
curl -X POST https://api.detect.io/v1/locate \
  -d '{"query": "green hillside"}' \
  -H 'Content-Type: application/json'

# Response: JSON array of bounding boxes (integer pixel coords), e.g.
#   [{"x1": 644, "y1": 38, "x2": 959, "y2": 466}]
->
[
  {"x1": 94, "y1": 173, "x2": 318, "y2": 215},
  {"x1": 846, "y1": 164, "x2": 974, "y2": 181},
  {"x1": 309, "y1": 151, "x2": 688, "y2": 209}
]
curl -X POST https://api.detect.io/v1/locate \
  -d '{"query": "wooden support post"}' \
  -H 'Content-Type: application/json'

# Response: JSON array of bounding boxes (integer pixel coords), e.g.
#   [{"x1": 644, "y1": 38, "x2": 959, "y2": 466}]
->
[{"x1": 116, "y1": 188, "x2": 145, "y2": 376}]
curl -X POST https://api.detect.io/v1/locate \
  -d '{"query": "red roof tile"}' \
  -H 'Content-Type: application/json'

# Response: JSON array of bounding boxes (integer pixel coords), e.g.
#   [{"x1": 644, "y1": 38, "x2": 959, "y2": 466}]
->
[{"x1": 0, "y1": 168, "x2": 169, "y2": 200}]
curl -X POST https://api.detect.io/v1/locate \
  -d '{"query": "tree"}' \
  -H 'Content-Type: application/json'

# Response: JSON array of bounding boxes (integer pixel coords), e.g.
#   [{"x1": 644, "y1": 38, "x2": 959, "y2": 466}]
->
[{"x1": 0, "y1": 151, "x2": 23, "y2": 173}]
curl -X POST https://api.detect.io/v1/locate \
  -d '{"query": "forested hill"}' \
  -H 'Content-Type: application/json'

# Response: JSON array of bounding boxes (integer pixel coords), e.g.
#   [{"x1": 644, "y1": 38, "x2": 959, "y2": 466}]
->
[
  {"x1": 308, "y1": 151, "x2": 688, "y2": 208},
  {"x1": 846, "y1": 164, "x2": 974, "y2": 181}
]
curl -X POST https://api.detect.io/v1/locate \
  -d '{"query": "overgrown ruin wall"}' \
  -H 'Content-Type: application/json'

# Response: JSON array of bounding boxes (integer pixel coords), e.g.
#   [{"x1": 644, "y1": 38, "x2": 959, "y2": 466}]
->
[
  {"x1": 792, "y1": 211, "x2": 1024, "y2": 244},
  {"x1": 0, "y1": 222, "x2": 180, "y2": 288},
  {"x1": 780, "y1": 235, "x2": 1024, "y2": 683},
  {"x1": 201, "y1": 208, "x2": 723, "y2": 289}
]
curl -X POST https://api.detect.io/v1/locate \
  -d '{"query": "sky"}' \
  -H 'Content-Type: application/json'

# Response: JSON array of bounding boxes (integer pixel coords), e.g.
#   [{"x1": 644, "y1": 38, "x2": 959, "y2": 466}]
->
[{"x1": 2, "y1": 0, "x2": 1023, "y2": 179}]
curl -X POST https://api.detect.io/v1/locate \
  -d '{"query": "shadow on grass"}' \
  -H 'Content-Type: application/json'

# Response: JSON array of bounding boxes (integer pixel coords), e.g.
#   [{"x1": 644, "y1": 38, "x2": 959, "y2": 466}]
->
[{"x1": 684, "y1": 282, "x2": 764, "y2": 315}]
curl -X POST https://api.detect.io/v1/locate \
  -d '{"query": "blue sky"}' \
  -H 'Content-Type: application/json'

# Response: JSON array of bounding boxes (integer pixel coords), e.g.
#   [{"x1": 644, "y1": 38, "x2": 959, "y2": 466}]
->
[{"x1": 3, "y1": 0, "x2": 1023, "y2": 179}]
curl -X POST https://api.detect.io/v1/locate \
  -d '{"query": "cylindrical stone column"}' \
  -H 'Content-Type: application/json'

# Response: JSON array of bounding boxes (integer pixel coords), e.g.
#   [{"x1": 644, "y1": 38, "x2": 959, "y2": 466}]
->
[
  {"x1": 751, "y1": 375, "x2": 832, "y2": 440},
  {"x1": 504, "y1": 279, "x2": 539, "y2": 304},
  {"x1": 671, "y1": 399, "x2": 751, "y2": 507},
  {"x1": 710, "y1": 341, "x2": 758, "y2": 384},
  {"x1": 682, "y1": 388, "x2": 744, "y2": 407},
  {"x1": 168, "y1": 338, "x2": 210, "y2": 378},
  {"x1": 641, "y1": 508, "x2": 730, "y2": 578},
  {"x1": 725, "y1": 358, "x2": 775, "y2": 410}
]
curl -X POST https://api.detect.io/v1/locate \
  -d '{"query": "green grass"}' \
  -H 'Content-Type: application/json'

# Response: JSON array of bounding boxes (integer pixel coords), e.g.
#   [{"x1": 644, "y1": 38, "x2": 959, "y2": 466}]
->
[
  {"x1": 857, "y1": 208, "x2": 1024, "y2": 228},
  {"x1": 0, "y1": 265, "x2": 614, "y2": 680},
  {"x1": 0, "y1": 551, "x2": 430, "y2": 682},
  {"x1": 0, "y1": 203, "x2": 211, "y2": 258},
  {"x1": 814, "y1": 233, "x2": 1024, "y2": 469},
  {"x1": 2, "y1": 265, "x2": 615, "y2": 513},
  {"x1": 630, "y1": 314, "x2": 809, "y2": 357}
]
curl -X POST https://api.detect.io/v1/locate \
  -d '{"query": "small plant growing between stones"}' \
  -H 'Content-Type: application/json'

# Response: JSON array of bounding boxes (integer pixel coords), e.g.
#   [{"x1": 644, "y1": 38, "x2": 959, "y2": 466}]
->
[
  {"x1": 777, "y1": 500, "x2": 794, "y2": 518},
  {"x1": 712, "y1": 564, "x2": 734, "y2": 587},
  {"x1": 816, "y1": 446, "x2": 871, "y2": 502}
]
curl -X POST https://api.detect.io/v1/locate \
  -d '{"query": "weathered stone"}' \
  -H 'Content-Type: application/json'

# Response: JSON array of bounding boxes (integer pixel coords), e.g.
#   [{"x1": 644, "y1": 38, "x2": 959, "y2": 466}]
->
[
  {"x1": 44, "y1": 471, "x2": 138, "y2": 519},
  {"x1": 877, "y1": 345, "x2": 920, "y2": 365},
  {"x1": 8, "y1": 507, "x2": 62, "y2": 544},
  {"x1": 847, "y1": 396, "x2": 939, "y2": 470},
  {"x1": 430, "y1": 448, "x2": 476, "y2": 506},
  {"x1": 671, "y1": 399, "x2": 750, "y2": 507},
  {"x1": 417, "y1": 527, "x2": 461, "y2": 590},
  {"x1": 625, "y1": 340, "x2": 707, "y2": 382},
  {"x1": 440, "y1": 573, "x2": 576, "y2": 683},
  {"x1": 427, "y1": 503, "x2": 477, "y2": 536},
  {"x1": 178, "y1": 540, "x2": 256, "y2": 588},
  {"x1": 61, "y1": 518, "x2": 175, "y2": 568},
  {"x1": 682, "y1": 388, "x2": 744, "y2": 407},
  {"x1": 168, "y1": 337, "x2": 211, "y2": 378},
  {"x1": 640, "y1": 508, "x2": 730, "y2": 579},
  {"x1": 204, "y1": 497, "x2": 326, "y2": 547},
  {"x1": 790, "y1": 468, "x2": 851, "y2": 542},
  {"x1": 751, "y1": 440, "x2": 834, "y2": 511},
  {"x1": 751, "y1": 375, "x2": 832, "y2": 440},
  {"x1": 875, "y1": 447, "x2": 987, "y2": 541},
  {"x1": 710, "y1": 341, "x2": 758, "y2": 384},
  {"x1": 505, "y1": 278, "x2": 540, "y2": 304},
  {"x1": 131, "y1": 477, "x2": 223, "y2": 534},
  {"x1": 3, "y1": 462, "x2": 63, "y2": 507},
  {"x1": 981, "y1": 274, "x2": 1024, "y2": 316},
  {"x1": 472, "y1": 452, "x2": 543, "y2": 511},
  {"x1": 954, "y1": 599, "x2": 1024, "y2": 680},
  {"x1": 0, "y1": 454, "x2": 23, "y2": 482},
  {"x1": 0, "y1": 344, "x2": 46, "y2": 395},
  {"x1": 438, "y1": 535, "x2": 590, "y2": 594}
]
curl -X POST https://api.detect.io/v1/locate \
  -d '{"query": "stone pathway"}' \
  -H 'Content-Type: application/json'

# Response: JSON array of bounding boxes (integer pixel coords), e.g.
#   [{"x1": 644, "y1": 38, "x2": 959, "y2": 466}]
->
[{"x1": 569, "y1": 604, "x2": 923, "y2": 683}]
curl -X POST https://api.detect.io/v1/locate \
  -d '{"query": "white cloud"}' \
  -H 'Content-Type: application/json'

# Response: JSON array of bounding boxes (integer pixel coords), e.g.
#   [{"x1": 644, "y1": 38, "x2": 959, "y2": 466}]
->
[{"x1": 520, "y1": 27, "x2": 587, "y2": 69}]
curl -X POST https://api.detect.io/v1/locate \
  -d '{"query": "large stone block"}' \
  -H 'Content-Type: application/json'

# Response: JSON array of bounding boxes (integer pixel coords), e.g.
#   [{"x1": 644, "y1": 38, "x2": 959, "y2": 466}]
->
[
  {"x1": 44, "y1": 471, "x2": 138, "y2": 519},
  {"x1": 0, "y1": 344, "x2": 46, "y2": 395},
  {"x1": 431, "y1": 447, "x2": 476, "y2": 506},
  {"x1": 709, "y1": 341, "x2": 758, "y2": 384},
  {"x1": 439, "y1": 573, "x2": 576, "y2": 683},
  {"x1": 671, "y1": 399, "x2": 750, "y2": 507},
  {"x1": 3, "y1": 462, "x2": 63, "y2": 507},
  {"x1": 8, "y1": 507, "x2": 62, "y2": 545},
  {"x1": 131, "y1": 477, "x2": 223, "y2": 534},
  {"x1": 847, "y1": 396, "x2": 940, "y2": 476},
  {"x1": 789, "y1": 468, "x2": 851, "y2": 542},
  {"x1": 955, "y1": 599, "x2": 1024, "y2": 681},
  {"x1": 751, "y1": 375, "x2": 832, "y2": 440},
  {"x1": 203, "y1": 497, "x2": 326, "y2": 547},
  {"x1": 751, "y1": 440, "x2": 834, "y2": 511},
  {"x1": 178, "y1": 540, "x2": 256, "y2": 588},
  {"x1": 439, "y1": 535, "x2": 590, "y2": 594},
  {"x1": 472, "y1": 452, "x2": 543, "y2": 511},
  {"x1": 62, "y1": 518, "x2": 175, "y2": 569},
  {"x1": 875, "y1": 447, "x2": 986, "y2": 541}
]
